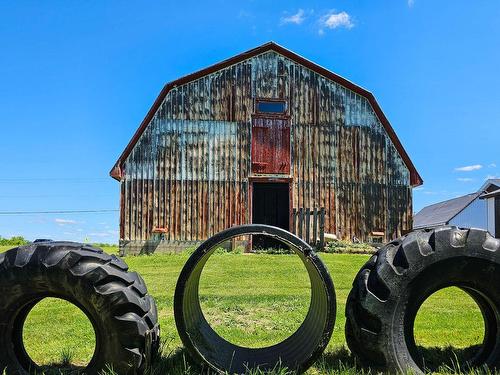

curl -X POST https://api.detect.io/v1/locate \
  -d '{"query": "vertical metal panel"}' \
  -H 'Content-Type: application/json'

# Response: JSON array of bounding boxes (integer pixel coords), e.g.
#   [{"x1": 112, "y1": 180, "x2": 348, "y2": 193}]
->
[
  {"x1": 121, "y1": 50, "x2": 412, "y2": 247},
  {"x1": 450, "y1": 198, "x2": 488, "y2": 230}
]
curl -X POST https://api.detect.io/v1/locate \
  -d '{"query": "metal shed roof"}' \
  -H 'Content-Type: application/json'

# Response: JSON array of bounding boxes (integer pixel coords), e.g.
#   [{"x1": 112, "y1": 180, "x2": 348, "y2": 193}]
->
[
  {"x1": 414, "y1": 179, "x2": 500, "y2": 229},
  {"x1": 413, "y1": 193, "x2": 480, "y2": 229}
]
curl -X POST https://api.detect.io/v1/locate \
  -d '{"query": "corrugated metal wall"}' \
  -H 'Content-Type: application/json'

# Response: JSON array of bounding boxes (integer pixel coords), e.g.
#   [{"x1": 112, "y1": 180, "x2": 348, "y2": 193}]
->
[
  {"x1": 449, "y1": 197, "x2": 488, "y2": 230},
  {"x1": 121, "y1": 51, "x2": 412, "y2": 247}
]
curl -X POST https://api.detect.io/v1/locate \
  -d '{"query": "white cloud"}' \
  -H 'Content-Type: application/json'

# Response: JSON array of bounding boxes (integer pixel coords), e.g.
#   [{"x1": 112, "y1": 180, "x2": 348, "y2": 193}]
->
[
  {"x1": 408, "y1": 0, "x2": 415, "y2": 7},
  {"x1": 281, "y1": 9, "x2": 306, "y2": 25},
  {"x1": 454, "y1": 164, "x2": 483, "y2": 172},
  {"x1": 319, "y1": 11, "x2": 354, "y2": 33},
  {"x1": 89, "y1": 232, "x2": 111, "y2": 237},
  {"x1": 457, "y1": 178, "x2": 474, "y2": 182},
  {"x1": 489, "y1": 163, "x2": 497, "y2": 168},
  {"x1": 486, "y1": 175, "x2": 500, "y2": 180},
  {"x1": 55, "y1": 218, "x2": 77, "y2": 225}
]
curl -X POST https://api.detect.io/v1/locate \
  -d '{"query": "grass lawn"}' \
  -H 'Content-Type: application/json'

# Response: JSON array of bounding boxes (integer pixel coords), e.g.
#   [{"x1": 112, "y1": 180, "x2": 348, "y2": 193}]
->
[{"x1": 0, "y1": 245, "x2": 493, "y2": 374}]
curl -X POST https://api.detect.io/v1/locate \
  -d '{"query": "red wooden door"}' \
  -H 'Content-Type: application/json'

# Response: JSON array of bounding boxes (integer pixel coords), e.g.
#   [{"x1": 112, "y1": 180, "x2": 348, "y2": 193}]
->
[{"x1": 251, "y1": 117, "x2": 290, "y2": 174}]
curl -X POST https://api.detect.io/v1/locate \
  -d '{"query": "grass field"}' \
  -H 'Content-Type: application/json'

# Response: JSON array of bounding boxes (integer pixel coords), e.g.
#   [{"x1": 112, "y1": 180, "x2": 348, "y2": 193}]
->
[{"x1": 0, "y1": 245, "x2": 494, "y2": 374}]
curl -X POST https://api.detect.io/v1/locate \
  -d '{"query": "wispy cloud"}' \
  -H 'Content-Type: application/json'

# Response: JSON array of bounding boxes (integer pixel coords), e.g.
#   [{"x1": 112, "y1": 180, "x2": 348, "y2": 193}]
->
[
  {"x1": 489, "y1": 163, "x2": 497, "y2": 168},
  {"x1": 454, "y1": 164, "x2": 482, "y2": 172},
  {"x1": 55, "y1": 218, "x2": 77, "y2": 225},
  {"x1": 408, "y1": 0, "x2": 415, "y2": 7},
  {"x1": 237, "y1": 10, "x2": 253, "y2": 19},
  {"x1": 318, "y1": 11, "x2": 354, "y2": 34},
  {"x1": 457, "y1": 177, "x2": 474, "y2": 182},
  {"x1": 89, "y1": 232, "x2": 111, "y2": 237},
  {"x1": 281, "y1": 9, "x2": 306, "y2": 25},
  {"x1": 88, "y1": 230, "x2": 119, "y2": 238},
  {"x1": 486, "y1": 175, "x2": 500, "y2": 180}
]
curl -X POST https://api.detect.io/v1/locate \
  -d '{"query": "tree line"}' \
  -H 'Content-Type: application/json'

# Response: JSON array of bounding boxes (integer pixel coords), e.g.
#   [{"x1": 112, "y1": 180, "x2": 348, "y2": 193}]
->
[{"x1": 0, "y1": 236, "x2": 29, "y2": 246}]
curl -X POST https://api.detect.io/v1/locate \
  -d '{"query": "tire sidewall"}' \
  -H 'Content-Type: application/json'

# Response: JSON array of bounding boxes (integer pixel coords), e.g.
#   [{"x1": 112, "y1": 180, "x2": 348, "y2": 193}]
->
[{"x1": 389, "y1": 251, "x2": 500, "y2": 373}]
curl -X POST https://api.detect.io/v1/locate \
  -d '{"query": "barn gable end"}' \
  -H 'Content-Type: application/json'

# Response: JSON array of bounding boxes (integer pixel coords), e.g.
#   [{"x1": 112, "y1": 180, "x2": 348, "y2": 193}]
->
[{"x1": 112, "y1": 42, "x2": 421, "y2": 253}]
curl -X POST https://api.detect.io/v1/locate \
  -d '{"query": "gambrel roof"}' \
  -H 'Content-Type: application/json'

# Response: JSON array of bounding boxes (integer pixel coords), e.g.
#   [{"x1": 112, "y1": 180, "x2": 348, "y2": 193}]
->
[{"x1": 110, "y1": 41, "x2": 422, "y2": 186}]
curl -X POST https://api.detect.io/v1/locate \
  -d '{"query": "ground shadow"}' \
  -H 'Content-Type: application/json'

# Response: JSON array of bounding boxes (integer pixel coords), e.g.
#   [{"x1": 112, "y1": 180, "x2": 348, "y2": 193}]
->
[
  {"x1": 415, "y1": 345, "x2": 489, "y2": 373},
  {"x1": 34, "y1": 364, "x2": 87, "y2": 375},
  {"x1": 25, "y1": 344, "x2": 497, "y2": 374},
  {"x1": 145, "y1": 344, "x2": 499, "y2": 374}
]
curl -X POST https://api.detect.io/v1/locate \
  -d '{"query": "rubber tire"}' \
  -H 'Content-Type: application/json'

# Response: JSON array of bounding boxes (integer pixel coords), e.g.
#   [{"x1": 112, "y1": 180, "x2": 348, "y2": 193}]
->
[
  {"x1": 174, "y1": 224, "x2": 336, "y2": 374},
  {"x1": 345, "y1": 226, "x2": 500, "y2": 374},
  {"x1": 0, "y1": 241, "x2": 160, "y2": 374}
]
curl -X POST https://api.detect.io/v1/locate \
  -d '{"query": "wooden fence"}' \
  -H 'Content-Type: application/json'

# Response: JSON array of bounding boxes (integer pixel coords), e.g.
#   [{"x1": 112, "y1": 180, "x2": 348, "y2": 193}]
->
[{"x1": 292, "y1": 207, "x2": 326, "y2": 250}]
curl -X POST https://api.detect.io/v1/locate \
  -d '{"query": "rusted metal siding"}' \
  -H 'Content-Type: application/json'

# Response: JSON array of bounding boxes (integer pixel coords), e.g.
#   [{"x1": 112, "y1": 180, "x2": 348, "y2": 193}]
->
[{"x1": 120, "y1": 51, "x2": 412, "y2": 250}]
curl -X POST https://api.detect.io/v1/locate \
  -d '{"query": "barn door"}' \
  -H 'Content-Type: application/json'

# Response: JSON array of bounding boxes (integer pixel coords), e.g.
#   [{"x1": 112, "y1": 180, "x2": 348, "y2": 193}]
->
[{"x1": 251, "y1": 116, "x2": 290, "y2": 174}]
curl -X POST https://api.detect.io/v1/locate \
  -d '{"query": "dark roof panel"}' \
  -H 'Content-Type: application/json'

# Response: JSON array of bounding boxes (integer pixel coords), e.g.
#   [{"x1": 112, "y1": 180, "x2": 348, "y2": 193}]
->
[{"x1": 413, "y1": 193, "x2": 480, "y2": 229}]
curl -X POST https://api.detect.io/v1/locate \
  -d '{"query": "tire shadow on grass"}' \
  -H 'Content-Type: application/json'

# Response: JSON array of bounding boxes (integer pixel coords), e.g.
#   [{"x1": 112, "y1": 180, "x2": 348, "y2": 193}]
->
[
  {"x1": 29, "y1": 344, "x2": 495, "y2": 374},
  {"x1": 148, "y1": 345, "x2": 368, "y2": 375},
  {"x1": 415, "y1": 345, "x2": 495, "y2": 374}
]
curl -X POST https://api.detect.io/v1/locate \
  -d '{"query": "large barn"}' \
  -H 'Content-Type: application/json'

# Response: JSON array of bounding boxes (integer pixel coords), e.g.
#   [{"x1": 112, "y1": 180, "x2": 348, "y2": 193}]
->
[{"x1": 110, "y1": 42, "x2": 422, "y2": 254}]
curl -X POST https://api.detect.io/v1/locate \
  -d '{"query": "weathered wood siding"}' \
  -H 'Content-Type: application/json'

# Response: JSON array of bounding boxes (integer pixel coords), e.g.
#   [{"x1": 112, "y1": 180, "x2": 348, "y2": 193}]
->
[{"x1": 121, "y1": 51, "x2": 412, "y2": 248}]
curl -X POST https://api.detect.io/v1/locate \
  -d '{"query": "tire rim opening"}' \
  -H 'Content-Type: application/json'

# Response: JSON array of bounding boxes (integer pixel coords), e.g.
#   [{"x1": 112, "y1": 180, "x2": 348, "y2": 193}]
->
[
  {"x1": 22, "y1": 297, "x2": 97, "y2": 370},
  {"x1": 175, "y1": 225, "x2": 336, "y2": 374},
  {"x1": 413, "y1": 286, "x2": 485, "y2": 372},
  {"x1": 198, "y1": 234, "x2": 312, "y2": 348}
]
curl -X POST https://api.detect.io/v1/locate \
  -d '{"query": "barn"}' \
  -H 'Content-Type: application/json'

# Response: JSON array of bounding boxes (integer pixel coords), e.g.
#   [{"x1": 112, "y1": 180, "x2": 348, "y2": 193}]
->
[{"x1": 110, "y1": 42, "x2": 422, "y2": 254}]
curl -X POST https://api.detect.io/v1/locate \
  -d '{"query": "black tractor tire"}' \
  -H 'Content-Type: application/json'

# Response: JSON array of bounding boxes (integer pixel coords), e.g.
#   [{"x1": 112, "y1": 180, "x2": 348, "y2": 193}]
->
[
  {"x1": 345, "y1": 226, "x2": 500, "y2": 374},
  {"x1": 0, "y1": 241, "x2": 160, "y2": 374}
]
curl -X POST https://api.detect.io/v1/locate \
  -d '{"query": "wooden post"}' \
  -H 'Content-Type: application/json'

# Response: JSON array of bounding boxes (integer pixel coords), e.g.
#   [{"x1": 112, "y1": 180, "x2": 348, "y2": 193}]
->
[
  {"x1": 319, "y1": 207, "x2": 325, "y2": 250},
  {"x1": 298, "y1": 208, "x2": 304, "y2": 239},
  {"x1": 313, "y1": 207, "x2": 318, "y2": 247},
  {"x1": 305, "y1": 208, "x2": 311, "y2": 245}
]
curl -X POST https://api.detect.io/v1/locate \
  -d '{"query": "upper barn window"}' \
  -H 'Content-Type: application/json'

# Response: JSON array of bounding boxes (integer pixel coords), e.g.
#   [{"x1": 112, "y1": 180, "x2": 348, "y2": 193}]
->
[{"x1": 256, "y1": 99, "x2": 287, "y2": 114}]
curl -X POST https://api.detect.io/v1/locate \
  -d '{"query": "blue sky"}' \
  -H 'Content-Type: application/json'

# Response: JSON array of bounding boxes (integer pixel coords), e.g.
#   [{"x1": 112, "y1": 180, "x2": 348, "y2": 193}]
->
[{"x1": 1, "y1": 1, "x2": 499, "y2": 243}]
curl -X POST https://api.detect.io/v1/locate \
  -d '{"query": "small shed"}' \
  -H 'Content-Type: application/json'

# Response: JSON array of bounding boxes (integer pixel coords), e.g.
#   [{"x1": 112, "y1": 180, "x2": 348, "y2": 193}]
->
[
  {"x1": 111, "y1": 42, "x2": 422, "y2": 254},
  {"x1": 413, "y1": 179, "x2": 500, "y2": 238}
]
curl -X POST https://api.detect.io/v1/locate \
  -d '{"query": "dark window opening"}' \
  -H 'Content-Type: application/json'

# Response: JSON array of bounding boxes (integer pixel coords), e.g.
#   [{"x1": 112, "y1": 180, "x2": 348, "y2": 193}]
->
[{"x1": 256, "y1": 100, "x2": 286, "y2": 114}]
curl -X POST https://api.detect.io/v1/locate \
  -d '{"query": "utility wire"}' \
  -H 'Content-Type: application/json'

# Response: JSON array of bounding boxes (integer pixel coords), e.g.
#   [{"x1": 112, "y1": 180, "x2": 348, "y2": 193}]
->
[
  {"x1": 0, "y1": 209, "x2": 119, "y2": 215},
  {"x1": 0, "y1": 177, "x2": 110, "y2": 183}
]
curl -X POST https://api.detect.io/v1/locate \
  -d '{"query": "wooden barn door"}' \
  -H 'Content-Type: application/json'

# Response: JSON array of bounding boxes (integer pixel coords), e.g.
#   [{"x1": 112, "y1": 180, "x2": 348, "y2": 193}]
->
[{"x1": 251, "y1": 116, "x2": 290, "y2": 175}]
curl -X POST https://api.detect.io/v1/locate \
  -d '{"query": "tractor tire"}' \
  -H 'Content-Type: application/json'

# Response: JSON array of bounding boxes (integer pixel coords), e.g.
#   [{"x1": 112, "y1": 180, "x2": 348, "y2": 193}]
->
[
  {"x1": 0, "y1": 241, "x2": 160, "y2": 375},
  {"x1": 345, "y1": 226, "x2": 500, "y2": 374}
]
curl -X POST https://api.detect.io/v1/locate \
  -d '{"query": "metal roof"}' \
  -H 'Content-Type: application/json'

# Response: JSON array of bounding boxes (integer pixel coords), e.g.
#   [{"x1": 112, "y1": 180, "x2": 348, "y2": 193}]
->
[
  {"x1": 109, "y1": 41, "x2": 422, "y2": 186},
  {"x1": 413, "y1": 179, "x2": 500, "y2": 229},
  {"x1": 480, "y1": 179, "x2": 500, "y2": 199},
  {"x1": 413, "y1": 193, "x2": 480, "y2": 229}
]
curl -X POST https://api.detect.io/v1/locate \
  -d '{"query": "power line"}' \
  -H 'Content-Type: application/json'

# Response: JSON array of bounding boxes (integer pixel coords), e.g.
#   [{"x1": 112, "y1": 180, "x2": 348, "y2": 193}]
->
[
  {"x1": 0, "y1": 209, "x2": 119, "y2": 215},
  {"x1": 0, "y1": 177, "x2": 110, "y2": 184}
]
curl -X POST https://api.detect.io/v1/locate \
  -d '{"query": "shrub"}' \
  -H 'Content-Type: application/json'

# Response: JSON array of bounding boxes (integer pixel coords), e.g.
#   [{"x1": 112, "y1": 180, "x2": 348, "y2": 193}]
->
[{"x1": 322, "y1": 240, "x2": 375, "y2": 255}]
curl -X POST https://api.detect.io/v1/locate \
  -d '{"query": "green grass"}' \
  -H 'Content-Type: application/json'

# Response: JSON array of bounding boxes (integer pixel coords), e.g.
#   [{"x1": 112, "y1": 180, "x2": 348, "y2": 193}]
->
[{"x1": 1, "y1": 245, "x2": 496, "y2": 374}]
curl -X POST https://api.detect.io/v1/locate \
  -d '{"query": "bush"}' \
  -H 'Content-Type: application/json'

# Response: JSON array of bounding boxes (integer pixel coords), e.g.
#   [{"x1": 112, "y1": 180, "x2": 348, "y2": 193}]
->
[
  {"x1": 0, "y1": 235, "x2": 29, "y2": 246},
  {"x1": 322, "y1": 240, "x2": 375, "y2": 255}
]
